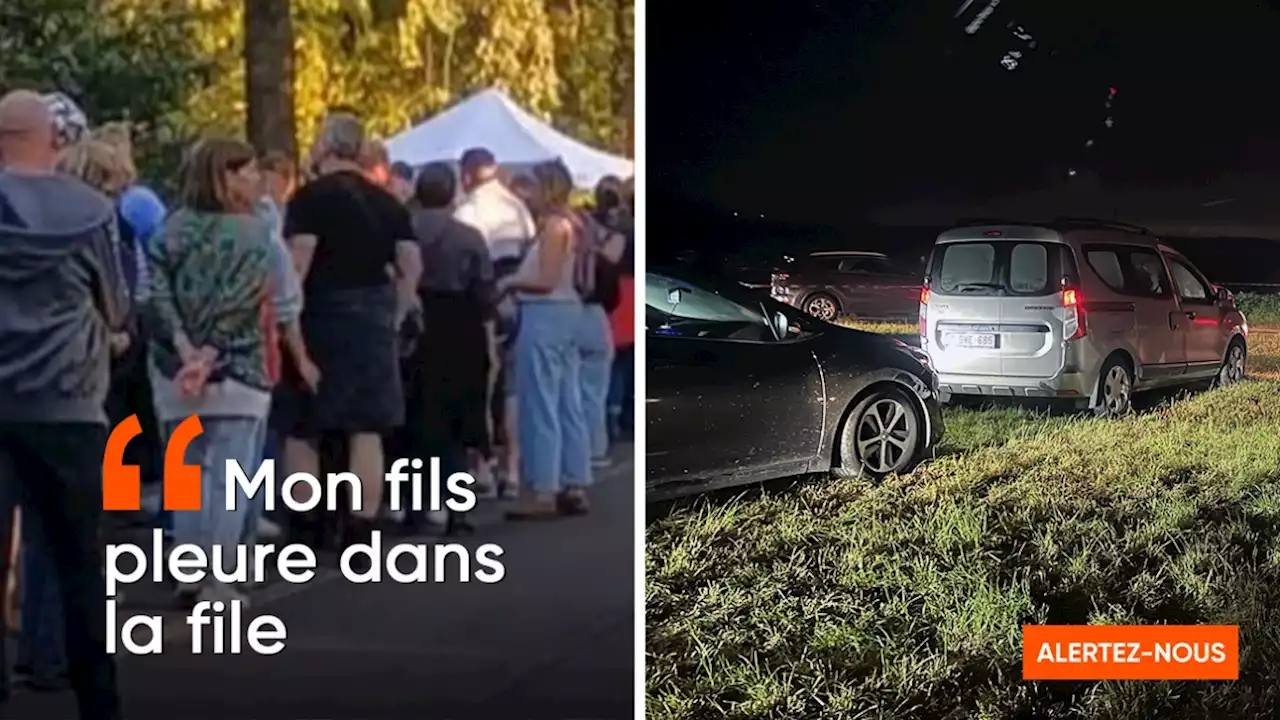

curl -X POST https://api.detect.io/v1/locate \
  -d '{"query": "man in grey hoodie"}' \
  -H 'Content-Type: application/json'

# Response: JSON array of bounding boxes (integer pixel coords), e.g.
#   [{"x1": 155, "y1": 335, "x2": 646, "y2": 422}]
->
[{"x1": 0, "y1": 90, "x2": 124, "y2": 720}]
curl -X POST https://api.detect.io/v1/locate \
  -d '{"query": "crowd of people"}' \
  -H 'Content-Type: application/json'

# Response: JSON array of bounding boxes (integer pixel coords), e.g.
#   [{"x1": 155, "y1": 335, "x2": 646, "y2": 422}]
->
[{"x1": 0, "y1": 88, "x2": 635, "y2": 719}]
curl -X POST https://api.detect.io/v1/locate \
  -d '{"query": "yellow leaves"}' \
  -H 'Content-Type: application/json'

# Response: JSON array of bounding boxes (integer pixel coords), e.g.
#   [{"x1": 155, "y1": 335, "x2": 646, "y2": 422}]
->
[
  {"x1": 101, "y1": 0, "x2": 630, "y2": 161},
  {"x1": 467, "y1": 0, "x2": 561, "y2": 117}
]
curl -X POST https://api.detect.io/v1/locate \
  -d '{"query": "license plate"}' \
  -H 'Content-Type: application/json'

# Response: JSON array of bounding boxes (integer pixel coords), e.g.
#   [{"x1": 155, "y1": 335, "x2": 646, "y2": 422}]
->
[{"x1": 945, "y1": 332, "x2": 997, "y2": 349}]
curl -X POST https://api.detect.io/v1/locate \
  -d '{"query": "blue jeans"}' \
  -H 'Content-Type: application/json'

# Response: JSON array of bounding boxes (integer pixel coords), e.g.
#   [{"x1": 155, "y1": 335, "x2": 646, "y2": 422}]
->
[
  {"x1": 515, "y1": 300, "x2": 591, "y2": 493},
  {"x1": 575, "y1": 304, "x2": 614, "y2": 460},
  {"x1": 18, "y1": 512, "x2": 65, "y2": 680},
  {"x1": 607, "y1": 345, "x2": 635, "y2": 440},
  {"x1": 164, "y1": 416, "x2": 266, "y2": 576},
  {"x1": 241, "y1": 425, "x2": 273, "y2": 544}
]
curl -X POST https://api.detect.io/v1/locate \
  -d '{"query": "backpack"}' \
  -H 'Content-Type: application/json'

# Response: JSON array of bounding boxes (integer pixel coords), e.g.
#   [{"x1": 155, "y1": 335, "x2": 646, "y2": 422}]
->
[{"x1": 571, "y1": 211, "x2": 623, "y2": 312}]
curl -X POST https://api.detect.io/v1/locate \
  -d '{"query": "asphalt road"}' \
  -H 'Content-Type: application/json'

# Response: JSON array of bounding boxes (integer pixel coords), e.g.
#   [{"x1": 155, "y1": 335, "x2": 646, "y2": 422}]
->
[{"x1": 6, "y1": 446, "x2": 637, "y2": 720}]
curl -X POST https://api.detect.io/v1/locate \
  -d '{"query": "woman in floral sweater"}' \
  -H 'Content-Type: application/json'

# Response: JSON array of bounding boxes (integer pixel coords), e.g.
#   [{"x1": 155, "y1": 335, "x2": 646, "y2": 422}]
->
[{"x1": 146, "y1": 138, "x2": 278, "y2": 607}]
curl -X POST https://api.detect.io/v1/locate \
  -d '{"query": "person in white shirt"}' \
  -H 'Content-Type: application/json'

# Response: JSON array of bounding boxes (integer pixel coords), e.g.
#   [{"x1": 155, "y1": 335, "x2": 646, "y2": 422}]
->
[
  {"x1": 454, "y1": 148, "x2": 536, "y2": 263},
  {"x1": 453, "y1": 148, "x2": 535, "y2": 498}
]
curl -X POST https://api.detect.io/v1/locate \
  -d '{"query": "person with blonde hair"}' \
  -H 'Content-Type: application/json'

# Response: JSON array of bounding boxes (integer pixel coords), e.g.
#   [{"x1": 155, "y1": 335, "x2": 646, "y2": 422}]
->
[
  {"x1": 91, "y1": 122, "x2": 165, "y2": 299},
  {"x1": 82, "y1": 122, "x2": 169, "y2": 544},
  {"x1": 56, "y1": 138, "x2": 131, "y2": 196},
  {"x1": 497, "y1": 159, "x2": 592, "y2": 518}
]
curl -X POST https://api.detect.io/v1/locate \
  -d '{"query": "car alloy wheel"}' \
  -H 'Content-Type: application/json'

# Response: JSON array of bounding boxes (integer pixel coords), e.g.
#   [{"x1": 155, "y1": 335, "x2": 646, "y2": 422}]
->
[
  {"x1": 1218, "y1": 342, "x2": 1246, "y2": 387},
  {"x1": 1099, "y1": 362, "x2": 1132, "y2": 417},
  {"x1": 837, "y1": 387, "x2": 922, "y2": 478},
  {"x1": 805, "y1": 294, "x2": 838, "y2": 321}
]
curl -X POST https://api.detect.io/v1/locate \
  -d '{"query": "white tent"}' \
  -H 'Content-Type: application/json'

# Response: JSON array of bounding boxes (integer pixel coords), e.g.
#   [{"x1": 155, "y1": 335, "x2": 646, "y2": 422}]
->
[{"x1": 385, "y1": 87, "x2": 634, "y2": 189}]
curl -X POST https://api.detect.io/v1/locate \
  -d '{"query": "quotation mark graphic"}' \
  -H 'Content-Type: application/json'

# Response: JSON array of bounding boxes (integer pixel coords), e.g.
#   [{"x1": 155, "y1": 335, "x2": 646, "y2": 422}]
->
[{"x1": 102, "y1": 414, "x2": 204, "y2": 511}]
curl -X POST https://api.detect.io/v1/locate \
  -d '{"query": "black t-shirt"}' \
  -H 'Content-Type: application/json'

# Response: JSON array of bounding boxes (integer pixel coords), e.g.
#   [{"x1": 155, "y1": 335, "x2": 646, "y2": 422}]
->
[{"x1": 284, "y1": 170, "x2": 412, "y2": 294}]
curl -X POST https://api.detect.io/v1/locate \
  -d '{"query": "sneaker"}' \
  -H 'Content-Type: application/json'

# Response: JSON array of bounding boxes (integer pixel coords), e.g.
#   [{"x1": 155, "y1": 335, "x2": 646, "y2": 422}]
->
[
  {"x1": 556, "y1": 488, "x2": 591, "y2": 516},
  {"x1": 425, "y1": 509, "x2": 449, "y2": 526},
  {"x1": 592, "y1": 456, "x2": 614, "y2": 470},
  {"x1": 256, "y1": 517, "x2": 283, "y2": 541}
]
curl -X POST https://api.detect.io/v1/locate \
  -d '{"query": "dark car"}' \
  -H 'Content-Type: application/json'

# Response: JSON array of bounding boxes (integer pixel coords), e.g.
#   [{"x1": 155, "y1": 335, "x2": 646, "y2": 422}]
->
[
  {"x1": 646, "y1": 269, "x2": 944, "y2": 501},
  {"x1": 770, "y1": 250, "x2": 923, "y2": 322}
]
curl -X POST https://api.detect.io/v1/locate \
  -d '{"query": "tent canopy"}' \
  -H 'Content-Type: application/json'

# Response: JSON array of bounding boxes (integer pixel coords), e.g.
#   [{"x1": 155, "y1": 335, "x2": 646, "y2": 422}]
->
[{"x1": 386, "y1": 88, "x2": 633, "y2": 189}]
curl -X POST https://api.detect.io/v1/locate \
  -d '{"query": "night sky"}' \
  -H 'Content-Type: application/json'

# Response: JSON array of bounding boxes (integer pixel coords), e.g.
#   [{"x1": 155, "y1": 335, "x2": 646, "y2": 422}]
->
[{"x1": 649, "y1": 0, "x2": 1280, "y2": 231}]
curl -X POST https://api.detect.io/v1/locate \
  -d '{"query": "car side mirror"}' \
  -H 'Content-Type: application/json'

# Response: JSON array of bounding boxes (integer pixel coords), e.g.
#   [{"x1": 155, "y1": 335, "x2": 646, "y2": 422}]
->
[
  {"x1": 1216, "y1": 286, "x2": 1231, "y2": 304},
  {"x1": 774, "y1": 311, "x2": 790, "y2": 339}
]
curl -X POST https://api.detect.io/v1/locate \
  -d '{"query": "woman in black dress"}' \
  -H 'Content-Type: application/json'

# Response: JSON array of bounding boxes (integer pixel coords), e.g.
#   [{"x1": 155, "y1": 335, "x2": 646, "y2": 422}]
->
[{"x1": 278, "y1": 112, "x2": 421, "y2": 544}]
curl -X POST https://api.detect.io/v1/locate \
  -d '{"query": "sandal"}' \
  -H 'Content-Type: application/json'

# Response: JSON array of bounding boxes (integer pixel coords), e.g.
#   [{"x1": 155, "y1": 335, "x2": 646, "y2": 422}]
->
[{"x1": 556, "y1": 489, "x2": 590, "y2": 516}]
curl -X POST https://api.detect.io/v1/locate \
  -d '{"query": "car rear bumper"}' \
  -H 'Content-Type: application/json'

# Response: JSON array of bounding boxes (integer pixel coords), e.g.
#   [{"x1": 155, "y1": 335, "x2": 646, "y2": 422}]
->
[
  {"x1": 920, "y1": 393, "x2": 945, "y2": 447},
  {"x1": 935, "y1": 370, "x2": 1094, "y2": 402}
]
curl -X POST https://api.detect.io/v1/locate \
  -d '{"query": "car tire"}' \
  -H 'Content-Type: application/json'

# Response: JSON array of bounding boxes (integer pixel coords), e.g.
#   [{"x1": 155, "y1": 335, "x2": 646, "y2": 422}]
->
[
  {"x1": 803, "y1": 292, "x2": 840, "y2": 322},
  {"x1": 1093, "y1": 356, "x2": 1134, "y2": 418},
  {"x1": 1212, "y1": 338, "x2": 1247, "y2": 388},
  {"x1": 835, "y1": 386, "x2": 923, "y2": 479}
]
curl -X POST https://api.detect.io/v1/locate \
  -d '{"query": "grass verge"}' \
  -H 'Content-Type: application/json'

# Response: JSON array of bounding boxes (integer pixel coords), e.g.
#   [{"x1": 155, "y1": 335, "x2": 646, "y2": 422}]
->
[{"x1": 647, "y1": 329, "x2": 1280, "y2": 719}]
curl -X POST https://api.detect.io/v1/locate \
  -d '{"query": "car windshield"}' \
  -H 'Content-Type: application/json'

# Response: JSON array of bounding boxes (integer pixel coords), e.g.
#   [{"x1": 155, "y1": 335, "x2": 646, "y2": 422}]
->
[{"x1": 646, "y1": 273, "x2": 787, "y2": 341}]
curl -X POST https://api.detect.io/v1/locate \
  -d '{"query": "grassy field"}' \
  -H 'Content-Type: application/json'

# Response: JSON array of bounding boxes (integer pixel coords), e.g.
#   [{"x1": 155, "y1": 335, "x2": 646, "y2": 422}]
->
[{"x1": 647, "y1": 326, "x2": 1280, "y2": 719}]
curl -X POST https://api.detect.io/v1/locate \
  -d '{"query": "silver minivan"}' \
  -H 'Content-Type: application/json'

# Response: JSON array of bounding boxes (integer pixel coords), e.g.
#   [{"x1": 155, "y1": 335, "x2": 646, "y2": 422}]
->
[{"x1": 920, "y1": 219, "x2": 1249, "y2": 416}]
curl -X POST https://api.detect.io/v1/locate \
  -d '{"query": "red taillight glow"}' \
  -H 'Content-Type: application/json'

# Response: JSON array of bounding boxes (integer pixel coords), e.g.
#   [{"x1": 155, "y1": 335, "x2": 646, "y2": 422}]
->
[
  {"x1": 919, "y1": 286, "x2": 929, "y2": 341},
  {"x1": 1062, "y1": 288, "x2": 1086, "y2": 339}
]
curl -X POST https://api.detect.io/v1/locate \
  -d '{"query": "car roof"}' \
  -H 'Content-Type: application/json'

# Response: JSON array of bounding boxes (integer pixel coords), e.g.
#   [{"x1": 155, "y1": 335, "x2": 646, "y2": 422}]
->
[
  {"x1": 936, "y1": 222, "x2": 1163, "y2": 248},
  {"x1": 808, "y1": 250, "x2": 889, "y2": 258}
]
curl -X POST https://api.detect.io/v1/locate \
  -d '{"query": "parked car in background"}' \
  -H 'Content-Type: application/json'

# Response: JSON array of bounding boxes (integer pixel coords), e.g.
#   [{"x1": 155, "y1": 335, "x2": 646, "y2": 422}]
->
[
  {"x1": 920, "y1": 218, "x2": 1248, "y2": 417},
  {"x1": 770, "y1": 250, "x2": 922, "y2": 322},
  {"x1": 646, "y1": 268, "x2": 944, "y2": 500}
]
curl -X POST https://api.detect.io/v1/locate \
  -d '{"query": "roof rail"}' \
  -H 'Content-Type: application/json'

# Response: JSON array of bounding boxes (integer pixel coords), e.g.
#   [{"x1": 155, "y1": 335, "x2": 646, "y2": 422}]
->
[
  {"x1": 953, "y1": 217, "x2": 1030, "y2": 226},
  {"x1": 1052, "y1": 216, "x2": 1153, "y2": 235},
  {"x1": 809, "y1": 250, "x2": 887, "y2": 257}
]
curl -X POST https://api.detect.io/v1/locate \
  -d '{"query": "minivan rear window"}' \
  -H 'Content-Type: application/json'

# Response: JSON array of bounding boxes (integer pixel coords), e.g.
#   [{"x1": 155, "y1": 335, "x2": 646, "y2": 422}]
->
[{"x1": 930, "y1": 241, "x2": 1064, "y2": 296}]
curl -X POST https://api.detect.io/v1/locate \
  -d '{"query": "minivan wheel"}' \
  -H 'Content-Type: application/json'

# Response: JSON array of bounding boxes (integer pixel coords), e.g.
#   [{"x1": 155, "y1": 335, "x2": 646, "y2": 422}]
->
[
  {"x1": 804, "y1": 293, "x2": 840, "y2": 321},
  {"x1": 1094, "y1": 358, "x2": 1133, "y2": 418},
  {"x1": 1215, "y1": 340, "x2": 1247, "y2": 388},
  {"x1": 836, "y1": 387, "x2": 922, "y2": 479}
]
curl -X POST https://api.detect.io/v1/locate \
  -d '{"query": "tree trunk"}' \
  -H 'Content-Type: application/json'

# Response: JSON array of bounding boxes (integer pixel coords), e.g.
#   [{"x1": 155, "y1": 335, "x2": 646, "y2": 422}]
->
[
  {"x1": 443, "y1": 30, "x2": 456, "y2": 95},
  {"x1": 244, "y1": 0, "x2": 296, "y2": 160}
]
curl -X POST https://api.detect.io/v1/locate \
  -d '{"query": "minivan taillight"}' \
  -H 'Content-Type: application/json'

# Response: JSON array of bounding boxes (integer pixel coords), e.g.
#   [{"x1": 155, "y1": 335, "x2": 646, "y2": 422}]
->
[
  {"x1": 1062, "y1": 288, "x2": 1086, "y2": 339},
  {"x1": 771, "y1": 273, "x2": 791, "y2": 300},
  {"x1": 919, "y1": 285, "x2": 930, "y2": 344}
]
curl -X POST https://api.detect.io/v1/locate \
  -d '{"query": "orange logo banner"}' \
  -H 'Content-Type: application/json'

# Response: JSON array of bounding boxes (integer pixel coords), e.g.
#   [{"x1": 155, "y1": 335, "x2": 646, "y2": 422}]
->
[
  {"x1": 102, "y1": 414, "x2": 204, "y2": 511},
  {"x1": 1022, "y1": 625, "x2": 1238, "y2": 680}
]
